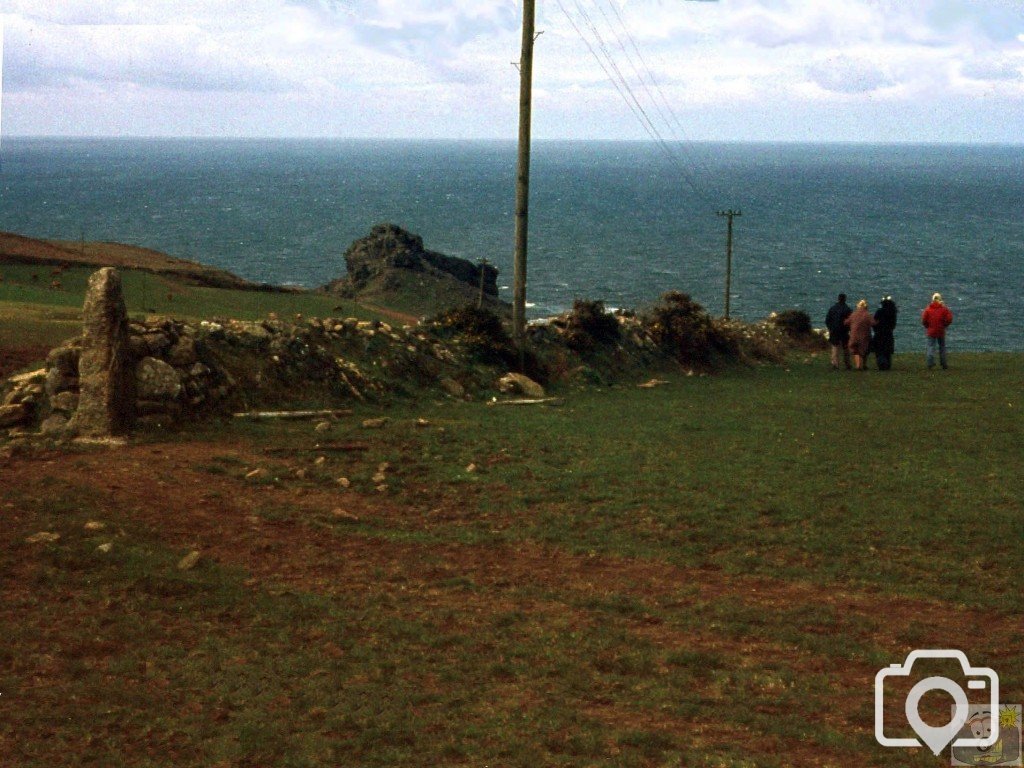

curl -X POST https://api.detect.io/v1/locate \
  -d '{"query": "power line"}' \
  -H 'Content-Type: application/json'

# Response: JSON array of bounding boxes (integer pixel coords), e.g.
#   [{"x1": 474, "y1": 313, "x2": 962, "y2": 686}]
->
[
  {"x1": 572, "y1": 0, "x2": 675, "y2": 157},
  {"x1": 599, "y1": 0, "x2": 729, "y2": 199},
  {"x1": 595, "y1": 0, "x2": 679, "y2": 148},
  {"x1": 556, "y1": 0, "x2": 730, "y2": 209},
  {"x1": 554, "y1": 0, "x2": 666, "y2": 158}
]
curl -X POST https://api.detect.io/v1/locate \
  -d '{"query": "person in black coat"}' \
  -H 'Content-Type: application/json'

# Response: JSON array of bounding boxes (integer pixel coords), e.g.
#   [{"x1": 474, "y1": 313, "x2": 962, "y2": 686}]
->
[
  {"x1": 825, "y1": 293, "x2": 853, "y2": 370},
  {"x1": 873, "y1": 296, "x2": 898, "y2": 370}
]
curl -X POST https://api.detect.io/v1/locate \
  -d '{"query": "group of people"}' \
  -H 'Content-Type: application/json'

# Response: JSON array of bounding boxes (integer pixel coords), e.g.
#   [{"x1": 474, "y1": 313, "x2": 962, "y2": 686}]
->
[{"x1": 824, "y1": 292, "x2": 954, "y2": 371}]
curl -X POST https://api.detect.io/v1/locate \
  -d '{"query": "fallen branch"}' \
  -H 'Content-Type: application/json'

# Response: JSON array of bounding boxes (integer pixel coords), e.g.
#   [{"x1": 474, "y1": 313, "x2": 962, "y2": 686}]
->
[
  {"x1": 487, "y1": 397, "x2": 565, "y2": 407},
  {"x1": 233, "y1": 409, "x2": 353, "y2": 421},
  {"x1": 263, "y1": 442, "x2": 370, "y2": 454}
]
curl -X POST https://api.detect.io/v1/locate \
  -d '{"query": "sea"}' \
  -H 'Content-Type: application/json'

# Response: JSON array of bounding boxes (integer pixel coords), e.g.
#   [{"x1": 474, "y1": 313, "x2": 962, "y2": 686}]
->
[{"x1": 1, "y1": 138, "x2": 1021, "y2": 350}]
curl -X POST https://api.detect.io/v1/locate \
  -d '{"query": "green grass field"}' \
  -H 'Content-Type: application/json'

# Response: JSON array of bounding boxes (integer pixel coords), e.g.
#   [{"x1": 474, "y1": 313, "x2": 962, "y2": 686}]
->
[{"x1": 3, "y1": 351, "x2": 1021, "y2": 767}]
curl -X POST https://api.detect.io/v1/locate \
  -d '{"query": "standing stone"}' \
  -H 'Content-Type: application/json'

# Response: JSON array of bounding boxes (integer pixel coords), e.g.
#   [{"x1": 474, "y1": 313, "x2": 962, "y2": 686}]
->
[{"x1": 69, "y1": 268, "x2": 135, "y2": 436}]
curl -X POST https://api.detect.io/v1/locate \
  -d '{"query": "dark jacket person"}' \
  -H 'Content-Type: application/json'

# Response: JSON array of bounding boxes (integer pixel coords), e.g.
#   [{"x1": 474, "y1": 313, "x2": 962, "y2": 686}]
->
[
  {"x1": 825, "y1": 294, "x2": 853, "y2": 370},
  {"x1": 873, "y1": 296, "x2": 898, "y2": 371}
]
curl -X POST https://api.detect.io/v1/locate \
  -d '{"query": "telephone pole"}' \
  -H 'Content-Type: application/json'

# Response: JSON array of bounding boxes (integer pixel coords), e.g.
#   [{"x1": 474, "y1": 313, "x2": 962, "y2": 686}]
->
[
  {"x1": 477, "y1": 258, "x2": 489, "y2": 309},
  {"x1": 512, "y1": 0, "x2": 536, "y2": 342},
  {"x1": 717, "y1": 209, "x2": 741, "y2": 319}
]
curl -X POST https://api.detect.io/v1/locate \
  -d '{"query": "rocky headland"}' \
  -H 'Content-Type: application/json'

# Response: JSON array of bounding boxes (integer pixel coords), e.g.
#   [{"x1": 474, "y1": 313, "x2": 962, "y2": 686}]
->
[{"x1": 323, "y1": 224, "x2": 506, "y2": 318}]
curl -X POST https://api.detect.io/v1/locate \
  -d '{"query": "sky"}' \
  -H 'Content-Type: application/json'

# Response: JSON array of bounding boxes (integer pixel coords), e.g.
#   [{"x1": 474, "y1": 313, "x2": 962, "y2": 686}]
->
[{"x1": 0, "y1": 0, "x2": 1022, "y2": 142}]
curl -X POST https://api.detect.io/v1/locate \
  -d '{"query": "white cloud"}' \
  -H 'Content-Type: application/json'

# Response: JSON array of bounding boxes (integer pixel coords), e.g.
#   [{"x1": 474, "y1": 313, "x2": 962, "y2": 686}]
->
[
  {"x1": 960, "y1": 57, "x2": 1023, "y2": 82},
  {"x1": 806, "y1": 56, "x2": 893, "y2": 94},
  {"x1": 0, "y1": 0, "x2": 1022, "y2": 140}
]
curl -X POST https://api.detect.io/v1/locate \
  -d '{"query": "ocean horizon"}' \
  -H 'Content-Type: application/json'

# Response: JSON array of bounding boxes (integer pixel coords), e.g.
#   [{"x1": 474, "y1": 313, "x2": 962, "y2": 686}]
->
[{"x1": 1, "y1": 137, "x2": 1021, "y2": 350}]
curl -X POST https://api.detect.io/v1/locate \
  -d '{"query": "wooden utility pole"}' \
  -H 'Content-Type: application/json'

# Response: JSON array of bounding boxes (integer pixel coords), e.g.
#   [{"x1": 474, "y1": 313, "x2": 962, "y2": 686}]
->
[
  {"x1": 717, "y1": 209, "x2": 741, "y2": 319},
  {"x1": 512, "y1": 0, "x2": 536, "y2": 342},
  {"x1": 477, "y1": 259, "x2": 489, "y2": 309}
]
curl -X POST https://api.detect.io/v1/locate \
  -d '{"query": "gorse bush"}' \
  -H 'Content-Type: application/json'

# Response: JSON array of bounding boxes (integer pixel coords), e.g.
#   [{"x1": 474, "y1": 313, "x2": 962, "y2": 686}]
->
[
  {"x1": 712, "y1": 318, "x2": 787, "y2": 363},
  {"x1": 771, "y1": 309, "x2": 814, "y2": 338},
  {"x1": 430, "y1": 305, "x2": 510, "y2": 344},
  {"x1": 643, "y1": 291, "x2": 732, "y2": 367},
  {"x1": 564, "y1": 299, "x2": 621, "y2": 352},
  {"x1": 428, "y1": 304, "x2": 548, "y2": 381},
  {"x1": 429, "y1": 305, "x2": 514, "y2": 366}
]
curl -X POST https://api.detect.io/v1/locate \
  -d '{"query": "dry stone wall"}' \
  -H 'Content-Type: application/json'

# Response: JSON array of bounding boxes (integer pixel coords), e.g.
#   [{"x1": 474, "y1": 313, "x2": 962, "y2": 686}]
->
[{"x1": 1, "y1": 269, "x2": 807, "y2": 443}]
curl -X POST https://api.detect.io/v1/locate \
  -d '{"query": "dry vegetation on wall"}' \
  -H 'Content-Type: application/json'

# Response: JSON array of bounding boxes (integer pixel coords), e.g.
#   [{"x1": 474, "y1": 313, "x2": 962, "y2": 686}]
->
[{"x1": 2, "y1": 266, "x2": 824, "y2": 439}]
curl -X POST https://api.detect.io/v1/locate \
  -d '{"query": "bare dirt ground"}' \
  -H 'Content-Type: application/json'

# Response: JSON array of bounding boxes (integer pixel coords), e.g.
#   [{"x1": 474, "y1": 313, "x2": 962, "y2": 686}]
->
[{"x1": 4, "y1": 438, "x2": 1021, "y2": 766}]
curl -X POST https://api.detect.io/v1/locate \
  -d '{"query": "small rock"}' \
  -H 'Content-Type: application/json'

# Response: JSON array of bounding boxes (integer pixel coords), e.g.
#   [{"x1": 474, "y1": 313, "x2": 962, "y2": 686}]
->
[
  {"x1": 414, "y1": 418, "x2": 430, "y2": 428},
  {"x1": 25, "y1": 531, "x2": 61, "y2": 544},
  {"x1": 377, "y1": 462, "x2": 390, "y2": 472},
  {"x1": 314, "y1": 455, "x2": 327, "y2": 467},
  {"x1": 331, "y1": 508, "x2": 359, "y2": 522},
  {"x1": 127, "y1": 335, "x2": 149, "y2": 360},
  {"x1": 50, "y1": 391, "x2": 80, "y2": 413},
  {"x1": 371, "y1": 471, "x2": 387, "y2": 484},
  {"x1": 465, "y1": 463, "x2": 477, "y2": 473},
  {"x1": 0, "y1": 403, "x2": 31, "y2": 429},
  {"x1": 361, "y1": 417, "x2": 388, "y2": 429},
  {"x1": 142, "y1": 332, "x2": 172, "y2": 355},
  {"x1": 439, "y1": 377, "x2": 465, "y2": 398},
  {"x1": 314, "y1": 420, "x2": 332, "y2": 433},
  {"x1": 8, "y1": 368, "x2": 46, "y2": 385},
  {"x1": 375, "y1": 484, "x2": 388, "y2": 493},
  {"x1": 135, "y1": 357, "x2": 182, "y2": 401},
  {"x1": 177, "y1": 550, "x2": 201, "y2": 571},
  {"x1": 84, "y1": 521, "x2": 107, "y2": 531},
  {"x1": 40, "y1": 413, "x2": 69, "y2": 436},
  {"x1": 295, "y1": 468, "x2": 308, "y2": 479},
  {"x1": 336, "y1": 477, "x2": 351, "y2": 488},
  {"x1": 46, "y1": 343, "x2": 79, "y2": 369},
  {"x1": 45, "y1": 367, "x2": 78, "y2": 398},
  {"x1": 497, "y1": 373, "x2": 545, "y2": 398},
  {"x1": 95, "y1": 542, "x2": 113, "y2": 554},
  {"x1": 165, "y1": 336, "x2": 198, "y2": 367}
]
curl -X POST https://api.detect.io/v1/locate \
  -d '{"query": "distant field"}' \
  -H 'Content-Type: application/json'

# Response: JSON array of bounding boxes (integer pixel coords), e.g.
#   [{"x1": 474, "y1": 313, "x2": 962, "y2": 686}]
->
[
  {"x1": 2, "y1": 354, "x2": 1021, "y2": 767},
  {"x1": 0, "y1": 263, "x2": 374, "y2": 320},
  {"x1": 0, "y1": 263, "x2": 401, "y2": 377},
  {"x1": 0, "y1": 229, "x2": 261, "y2": 289}
]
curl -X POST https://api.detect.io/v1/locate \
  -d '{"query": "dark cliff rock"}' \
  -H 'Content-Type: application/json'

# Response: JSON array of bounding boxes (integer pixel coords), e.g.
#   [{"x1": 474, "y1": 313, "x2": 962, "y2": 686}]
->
[{"x1": 325, "y1": 224, "x2": 499, "y2": 298}]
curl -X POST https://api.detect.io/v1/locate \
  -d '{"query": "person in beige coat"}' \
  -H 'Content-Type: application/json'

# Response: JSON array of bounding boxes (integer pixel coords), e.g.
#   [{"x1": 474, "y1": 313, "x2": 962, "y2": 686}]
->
[{"x1": 844, "y1": 299, "x2": 877, "y2": 371}]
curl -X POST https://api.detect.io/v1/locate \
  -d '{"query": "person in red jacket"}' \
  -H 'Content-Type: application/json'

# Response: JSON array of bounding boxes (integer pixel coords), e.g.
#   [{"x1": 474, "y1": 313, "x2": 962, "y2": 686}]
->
[{"x1": 921, "y1": 292, "x2": 954, "y2": 369}]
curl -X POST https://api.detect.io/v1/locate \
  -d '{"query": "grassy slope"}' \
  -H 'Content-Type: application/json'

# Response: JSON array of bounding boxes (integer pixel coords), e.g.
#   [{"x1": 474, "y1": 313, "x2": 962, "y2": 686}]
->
[
  {"x1": 2, "y1": 353, "x2": 1021, "y2": 767},
  {"x1": 1, "y1": 230, "x2": 260, "y2": 289},
  {"x1": 345, "y1": 269, "x2": 510, "y2": 321}
]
